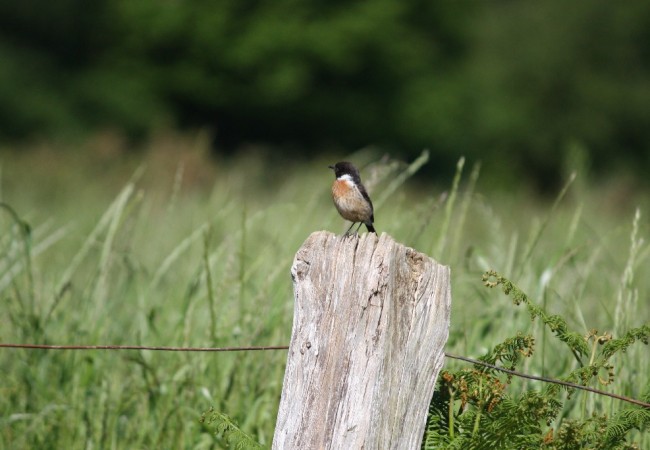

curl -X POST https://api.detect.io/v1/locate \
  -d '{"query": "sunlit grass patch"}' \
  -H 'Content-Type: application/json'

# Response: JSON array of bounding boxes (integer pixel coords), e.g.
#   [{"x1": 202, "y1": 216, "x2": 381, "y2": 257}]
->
[{"x1": 0, "y1": 137, "x2": 648, "y2": 448}]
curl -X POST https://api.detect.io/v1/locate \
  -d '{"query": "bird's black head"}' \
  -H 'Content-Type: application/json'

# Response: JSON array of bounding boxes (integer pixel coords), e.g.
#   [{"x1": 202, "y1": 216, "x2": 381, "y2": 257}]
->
[{"x1": 328, "y1": 161, "x2": 360, "y2": 180}]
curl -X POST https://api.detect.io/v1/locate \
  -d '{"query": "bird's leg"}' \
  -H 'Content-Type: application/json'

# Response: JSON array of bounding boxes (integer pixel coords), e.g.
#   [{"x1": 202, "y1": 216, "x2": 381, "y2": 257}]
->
[
  {"x1": 344, "y1": 222, "x2": 357, "y2": 236},
  {"x1": 354, "y1": 222, "x2": 364, "y2": 234}
]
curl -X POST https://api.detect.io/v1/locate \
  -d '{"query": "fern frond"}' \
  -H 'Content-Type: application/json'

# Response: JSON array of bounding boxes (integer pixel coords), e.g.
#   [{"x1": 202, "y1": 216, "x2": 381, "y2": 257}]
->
[
  {"x1": 479, "y1": 333, "x2": 535, "y2": 373},
  {"x1": 600, "y1": 325, "x2": 650, "y2": 361},
  {"x1": 483, "y1": 270, "x2": 590, "y2": 360},
  {"x1": 200, "y1": 407, "x2": 263, "y2": 449},
  {"x1": 421, "y1": 272, "x2": 648, "y2": 449},
  {"x1": 602, "y1": 407, "x2": 650, "y2": 447}
]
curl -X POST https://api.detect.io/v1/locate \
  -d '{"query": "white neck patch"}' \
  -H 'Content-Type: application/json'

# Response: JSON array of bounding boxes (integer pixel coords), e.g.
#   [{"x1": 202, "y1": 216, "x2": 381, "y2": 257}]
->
[{"x1": 338, "y1": 174, "x2": 354, "y2": 183}]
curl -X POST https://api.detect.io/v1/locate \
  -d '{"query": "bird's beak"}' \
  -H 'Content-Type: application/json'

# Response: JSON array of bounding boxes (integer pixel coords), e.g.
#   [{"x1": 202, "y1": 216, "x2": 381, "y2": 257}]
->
[{"x1": 328, "y1": 165, "x2": 334, "y2": 170}]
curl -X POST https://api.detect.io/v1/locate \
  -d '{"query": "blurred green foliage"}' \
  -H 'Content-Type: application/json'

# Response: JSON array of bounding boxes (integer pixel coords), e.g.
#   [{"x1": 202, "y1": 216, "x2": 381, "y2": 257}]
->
[{"x1": 0, "y1": 0, "x2": 649, "y2": 185}]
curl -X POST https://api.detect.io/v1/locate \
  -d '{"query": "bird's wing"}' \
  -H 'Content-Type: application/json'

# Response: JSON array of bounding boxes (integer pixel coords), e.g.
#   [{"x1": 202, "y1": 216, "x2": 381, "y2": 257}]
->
[{"x1": 358, "y1": 184, "x2": 374, "y2": 212}]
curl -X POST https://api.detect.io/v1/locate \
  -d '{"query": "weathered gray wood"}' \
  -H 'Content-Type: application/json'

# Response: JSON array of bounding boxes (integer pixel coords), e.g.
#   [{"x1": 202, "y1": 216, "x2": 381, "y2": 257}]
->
[{"x1": 273, "y1": 231, "x2": 451, "y2": 450}]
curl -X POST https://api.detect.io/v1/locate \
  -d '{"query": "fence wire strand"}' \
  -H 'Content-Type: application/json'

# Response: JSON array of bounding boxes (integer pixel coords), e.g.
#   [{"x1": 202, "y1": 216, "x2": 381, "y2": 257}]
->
[{"x1": 1, "y1": 342, "x2": 648, "y2": 409}]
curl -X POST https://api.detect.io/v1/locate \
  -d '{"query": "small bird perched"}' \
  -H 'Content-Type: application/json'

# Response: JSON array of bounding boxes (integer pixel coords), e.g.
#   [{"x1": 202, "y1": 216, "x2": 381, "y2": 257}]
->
[{"x1": 329, "y1": 161, "x2": 376, "y2": 235}]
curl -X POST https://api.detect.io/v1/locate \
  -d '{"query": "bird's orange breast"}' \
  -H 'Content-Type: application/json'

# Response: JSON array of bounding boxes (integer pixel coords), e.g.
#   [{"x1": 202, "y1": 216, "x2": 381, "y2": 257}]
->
[
  {"x1": 331, "y1": 179, "x2": 372, "y2": 222},
  {"x1": 332, "y1": 179, "x2": 353, "y2": 198}
]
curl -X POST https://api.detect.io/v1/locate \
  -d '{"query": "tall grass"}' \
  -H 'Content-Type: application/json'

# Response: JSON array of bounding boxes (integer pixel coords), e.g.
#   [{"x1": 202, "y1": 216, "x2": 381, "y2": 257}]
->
[{"x1": 1, "y1": 138, "x2": 648, "y2": 448}]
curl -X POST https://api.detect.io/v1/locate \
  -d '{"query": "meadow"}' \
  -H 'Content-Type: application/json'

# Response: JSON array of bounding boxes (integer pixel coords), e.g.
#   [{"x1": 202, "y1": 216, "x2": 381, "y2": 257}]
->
[{"x1": 1, "y1": 134, "x2": 649, "y2": 448}]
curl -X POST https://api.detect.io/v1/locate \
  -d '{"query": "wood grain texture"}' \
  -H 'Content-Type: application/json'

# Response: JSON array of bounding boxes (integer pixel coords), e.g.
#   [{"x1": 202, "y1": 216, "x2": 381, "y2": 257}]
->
[{"x1": 273, "y1": 231, "x2": 451, "y2": 450}]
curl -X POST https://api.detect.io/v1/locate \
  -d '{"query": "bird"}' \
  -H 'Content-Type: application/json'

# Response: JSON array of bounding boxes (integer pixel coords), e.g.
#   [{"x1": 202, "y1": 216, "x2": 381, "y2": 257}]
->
[{"x1": 328, "y1": 161, "x2": 376, "y2": 235}]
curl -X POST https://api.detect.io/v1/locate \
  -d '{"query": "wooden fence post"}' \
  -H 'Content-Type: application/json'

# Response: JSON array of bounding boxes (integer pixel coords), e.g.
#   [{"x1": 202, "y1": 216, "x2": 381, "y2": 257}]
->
[{"x1": 273, "y1": 231, "x2": 451, "y2": 450}]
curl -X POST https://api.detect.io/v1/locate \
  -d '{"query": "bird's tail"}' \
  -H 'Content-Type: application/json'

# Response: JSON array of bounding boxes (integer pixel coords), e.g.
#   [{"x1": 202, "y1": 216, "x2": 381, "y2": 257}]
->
[{"x1": 366, "y1": 223, "x2": 376, "y2": 233}]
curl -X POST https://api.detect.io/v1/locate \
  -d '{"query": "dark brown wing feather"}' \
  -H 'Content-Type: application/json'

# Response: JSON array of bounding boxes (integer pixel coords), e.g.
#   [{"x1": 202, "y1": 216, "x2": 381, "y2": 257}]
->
[{"x1": 358, "y1": 183, "x2": 374, "y2": 223}]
